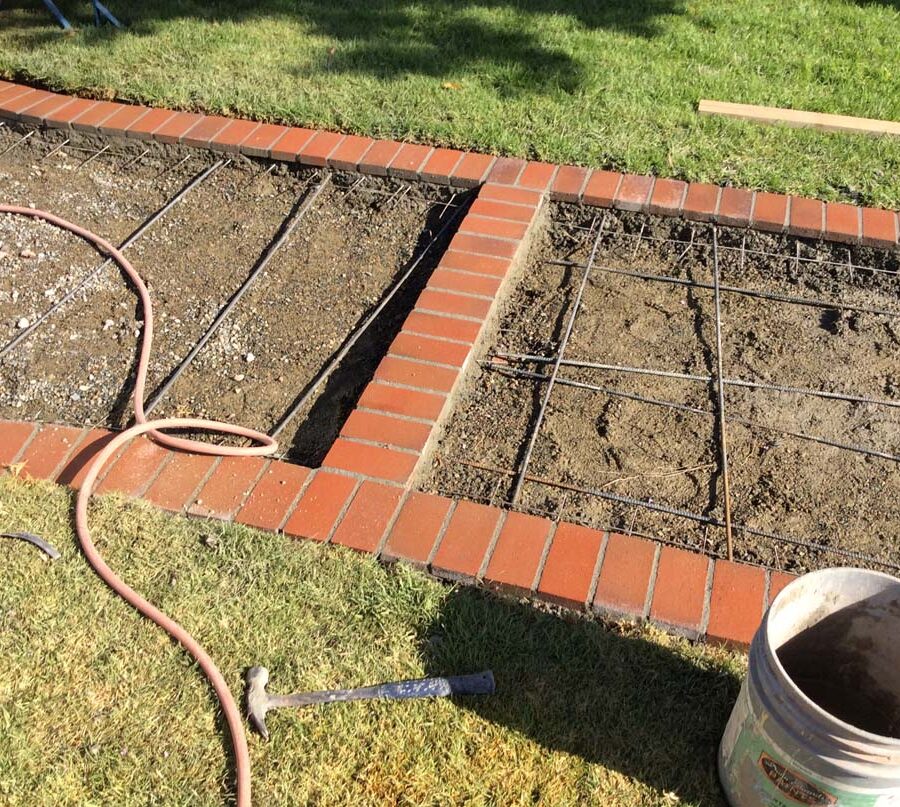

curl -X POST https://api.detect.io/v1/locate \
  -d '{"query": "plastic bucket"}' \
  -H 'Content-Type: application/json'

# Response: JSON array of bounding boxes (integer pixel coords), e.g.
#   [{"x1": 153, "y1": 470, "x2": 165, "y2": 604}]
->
[{"x1": 718, "y1": 568, "x2": 900, "y2": 806}]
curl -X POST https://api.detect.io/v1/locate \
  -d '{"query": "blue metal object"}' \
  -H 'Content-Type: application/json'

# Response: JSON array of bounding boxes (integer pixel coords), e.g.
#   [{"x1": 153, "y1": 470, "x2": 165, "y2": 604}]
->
[
  {"x1": 28, "y1": 0, "x2": 123, "y2": 30},
  {"x1": 41, "y1": 0, "x2": 73, "y2": 31}
]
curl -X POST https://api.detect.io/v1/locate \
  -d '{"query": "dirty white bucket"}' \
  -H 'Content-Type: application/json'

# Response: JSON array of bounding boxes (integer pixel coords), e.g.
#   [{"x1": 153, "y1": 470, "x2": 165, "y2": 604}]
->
[{"x1": 719, "y1": 568, "x2": 900, "y2": 806}]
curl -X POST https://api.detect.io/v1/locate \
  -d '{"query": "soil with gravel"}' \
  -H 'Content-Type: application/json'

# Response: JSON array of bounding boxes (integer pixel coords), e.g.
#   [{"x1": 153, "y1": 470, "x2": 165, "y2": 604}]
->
[
  {"x1": 423, "y1": 203, "x2": 900, "y2": 575},
  {"x1": 0, "y1": 126, "x2": 460, "y2": 464}
]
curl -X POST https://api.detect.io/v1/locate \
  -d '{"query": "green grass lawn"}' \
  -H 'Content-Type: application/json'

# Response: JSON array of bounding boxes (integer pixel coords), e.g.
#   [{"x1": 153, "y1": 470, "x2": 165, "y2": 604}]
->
[
  {"x1": 0, "y1": 474, "x2": 746, "y2": 805},
  {"x1": 1, "y1": 1, "x2": 899, "y2": 207}
]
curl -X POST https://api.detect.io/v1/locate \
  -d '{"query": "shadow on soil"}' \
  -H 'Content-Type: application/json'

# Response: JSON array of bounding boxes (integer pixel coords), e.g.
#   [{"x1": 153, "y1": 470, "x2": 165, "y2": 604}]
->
[{"x1": 421, "y1": 586, "x2": 738, "y2": 805}]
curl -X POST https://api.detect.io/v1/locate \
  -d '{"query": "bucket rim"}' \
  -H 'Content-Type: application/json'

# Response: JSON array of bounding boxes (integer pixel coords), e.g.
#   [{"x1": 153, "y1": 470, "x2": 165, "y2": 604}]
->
[{"x1": 764, "y1": 567, "x2": 900, "y2": 747}]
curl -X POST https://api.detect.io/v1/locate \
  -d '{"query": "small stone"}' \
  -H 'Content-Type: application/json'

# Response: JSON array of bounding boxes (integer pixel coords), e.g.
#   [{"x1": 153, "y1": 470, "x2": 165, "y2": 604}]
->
[
  {"x1": 19, "y1": 248, "x2": 35, "y2": 259},
  {"x1": 245, "y1": 352, "x2": 255, "y2": 363},
  {"x1": 16, "y1": 317, "x2": 29, "y2": 329},
  {"x1": 233, "y1": 373, "x2": 245, "y2": 382}
]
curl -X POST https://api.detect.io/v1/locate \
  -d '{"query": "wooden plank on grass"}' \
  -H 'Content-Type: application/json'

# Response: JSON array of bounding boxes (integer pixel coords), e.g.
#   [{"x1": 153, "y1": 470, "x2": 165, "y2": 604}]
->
[{"x1": 699, "y1": 99, "x2": 900, "y2": 137}]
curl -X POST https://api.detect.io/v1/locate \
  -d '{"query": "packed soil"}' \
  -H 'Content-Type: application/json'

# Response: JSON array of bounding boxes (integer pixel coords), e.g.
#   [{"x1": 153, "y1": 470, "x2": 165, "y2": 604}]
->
[
  {"x1": 423, "y1": 203, "x2": 900, "y2": 574},
  {"x1": 0, "y1": 126, "x2": 460, "y2": 464}
]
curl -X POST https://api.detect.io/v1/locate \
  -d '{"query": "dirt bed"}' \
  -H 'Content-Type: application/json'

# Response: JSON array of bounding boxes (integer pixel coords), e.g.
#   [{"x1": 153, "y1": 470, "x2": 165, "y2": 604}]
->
[{"x1": 423, "y1": 203, "x2": 900, "y2": 574}]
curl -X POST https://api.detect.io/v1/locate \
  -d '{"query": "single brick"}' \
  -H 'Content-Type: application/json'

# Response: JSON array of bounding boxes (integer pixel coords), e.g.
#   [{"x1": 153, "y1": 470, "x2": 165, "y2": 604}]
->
[
  {"x1": 189, "y1": 456, "x2": 267, "y2": 519},
  {"x1": 389, "y1": 331, "x2": 470, "y2": 367},
  {"x1": 19, "y1": 93, "x2": 74, "y2": 126},
  {"x1": 431, "y1": 500, "x2": 501, "y2": 580},
  {"x1": 537, "y1": 523, "x2": 604, "y2": 608},
  {"x1": 752, "y1": 192, "x2": 789, "y2": 233},
  {"x1": 706, "y1": 560, "x2": 766, "y2": 648},
  {"x1": 328, "y1": 135, "x2": 376, "y2": 171},
  {"x1": 0, "y1": 421, "x2": 36, "y2": 467},
  {"x1": 404, "y1": 310, "x2": 482, "y2": 343},
  {"x1": 767, "y1": 571, "x2": 798, "y2": 607},
  {"x1": 374, "y1": 355, "x2": 459, "y2": 394},
  {"x1": 517, "y1": 161, "x2": 557, "y2": 191},
  {"x1": 240, "y1": 123, "x2": 291, "y2": 158},
  {"x1": 861, "y1": 207, "x2": 899, "y2": 248},
  {"x1": 270, "y1": 127, "x2": 317, "y2": 162},
  {"x1": 382, "y1": 492, "x2": 452, "y2": 566},
  {"x1": 211, "y1": 119, "x2": 261, "y2": 153},
  {"x1": 420, "y1": 148, "x2": 464, "y2": 184},
  {"x1": 283, "y1": 471, "x2": 358, "y2": 542},
  {"x1": 582, "y1": 170, "x2": 623, "y2": 207},
  {"x1": 0, "y1": 84, "x2": 34, "y2": 108},
  {"x1": 451, "y1": 153, "x2": 495, "y2": 187},
  {"x1": 789, "y1": 196, "x2": 824, "y2": 239},
  {"x1": 460, "y1": 214, "x2": 528, "y2": 241},
  {"x1": 551, "y1": 165, "x2": 590, "y2": 202},
  {"x1": 440, "y1": 249, "x2": 512, "y2": 278},
  {"x1": 478, "y1": 183, "x2": 541, "y2": 207},
  {"x1": 650, "y1": 546, "x2": 710, "y2": 636},
  {"x1": 359, "y1": 139, "x2": 403, "y2": 176},
  {"x1": 649, "y1": 178, "x2": 688, "y2": 217},
  {"x1": 98, "y1": 105, "x2": 150, "y2": 137},
  {"x1": 683, "y1": 183, "x2": 721, "y2": 222},
  {"x1": 323, "y1": 438, "x2": 418, "y2": 483},
  {"x1": 96, "y1": 437, "x2": 169, "y2": 497},
  {"x1": 126, "y1": 107, "x2": 176, "y2": 139},
  {"x1": 143, "y1": 451, "x2": 217, "y2": 511},
  {"x1": 297, "y1": 130, "x2": 343, "y2": 166},
  {"x1": 388, "y1": 142, "x2": 432, "y2": 179},
  {"x1": 428, "y1": 268, "x2": 500, "y2": 298},
  {"x1": 181, "y1": 115, "x2": 233, "y2": 148},
  {"x1": 416, "y1": 288, "x2": 491, "y2": 320},
  {"x1": 717, "y1": 187, "x2": 754, "y2": 227},
  {"x1": 358, "y1": 380, "x2": 446, "y2": 420},
  {"x1": 488, "y1": 157, "x2": 527, "y2": 185},
  {"x1": 450, "y1": 232, "x2": 518, "y2": 259},
  {"x1": 592, "y1": 532, "x2": 657, "y2": 618},
  {"x1": 340, "y1": 410, "x2": 432, "y2": 452},
  {"x1": 57, "y1": 429, "x2": 115, "y2": 489},
  {"x1": 236, "y1": 461, "x2": 310, "y2": 531},
  {"x1": 469, "y1": 198, "x2": 536, "y2": 223},
  {"x1": 484, "y1": 512, "x2": 552, "y2": 593},
  {"x1": 614, "y1": 174, "x2": 654, "y2": 212},
  {"x1": 152, "y1": 111, "x2": 204, "y2": 144},
  {"x1": 2, "y1": 89, "x2": 56, "y2": 117},
  {"x1": 824, "y1": 202, "x2": 860, "y2": 244},
  {"x1": 71, "y1": 101, "x2": 122, "y2": 133},
  {"x1": 19, "y1": 424, "x2": 83, "y2": 480},
  {"x1": 43, "y1": 98, "x2": 96, "y2": 129},
  {"x1": 330, "y1": 481, "x2": 402, "y2": 553}
]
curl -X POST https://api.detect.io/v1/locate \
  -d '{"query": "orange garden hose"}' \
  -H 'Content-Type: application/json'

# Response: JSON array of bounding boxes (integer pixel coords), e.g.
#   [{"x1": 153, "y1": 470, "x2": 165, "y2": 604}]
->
[{"x1": 1, "y1": 204, "x2": 276, "y2": 806}]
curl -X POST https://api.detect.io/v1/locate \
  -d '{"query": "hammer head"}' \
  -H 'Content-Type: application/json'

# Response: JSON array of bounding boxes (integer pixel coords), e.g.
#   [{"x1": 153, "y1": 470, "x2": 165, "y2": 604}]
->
[{"x1": 245, "y1": 666, "x2": 271, "y2": 741}]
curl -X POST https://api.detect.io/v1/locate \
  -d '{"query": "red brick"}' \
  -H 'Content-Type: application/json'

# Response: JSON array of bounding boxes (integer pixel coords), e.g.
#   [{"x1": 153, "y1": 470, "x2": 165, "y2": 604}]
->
[
  {"x1": 484, "y1": 512, "x2": 552, "y2": 593},
  {"x1": 649, "y1": 178, "x2": 688, "y2": 216},
  {"x1": 283, "y1": 471, "x2": 357, "y2": 542},
  {"x1": 478, "y1": 183, "x2": 541, "y2": 206},
  {"x1": 19, "y1": 93, "x2": 73, "y2": 126},
  {"x1": 98, "y1": 104, "x2": 150, "y2": 137},
  {"x1": 537, "y1": 523, "x2": 604, "y2": 608},
  {"x1": 683, "y1": 183, "x2": 721, "y2": 222},
  {"x1": 431, "y1": 500, "x2": 501, "y2": 580},
  {"x1": 428, "y1": 268, "x2": 500, "y2": 298},
  {"x1": 323, "y1": 438, "x2": 418, "y2": 483},
  {"x1": 488, "y1": 157, "x2": 527, "y2": 185},
  {"x1": 517, "y1": 161, "x2": 557, "y2": 191},
  {"x1": 614, "y1": 174, "x2": 654, "y2": 212},
  {"x1": 450, "y1": 232, "x2": 518, "y2": 259},
  {"x1": 181, "y1": 115, "x2": 232, "y2": 148},
  {"x1": 460, "y1": 214, "x2": 528, "y2": 241},
  {"x1": 767, "y1": 571, "x2": 798, "y2": 607},
  {"x1": 717, "y1": 187, "x2": 754, "y2": 227},
  {"x1": 143, "y1": 451, "x2": 217, "y2": 511},
  {"x1": 236, "y1": 461, "x2": 310, "y2": 531},
  {"x1": 420, "y1": 148, "x2": 464, "y2": 184},
  {"x1": 340, "y1": 410, "x2": 432, "y2": 452},
  {"x1": 328, "y1": 134, "x2": 376, "y2": 171},
  {"x1": 404, "y1": 310, "x2": 482, "y2": 343},
  {"x1": 388, "y1": 142, "x2": 432, "y2": 179},
  {"x1": 789, "y1": 196, "x2": 824, "y2": 238},
  {"x1": 270, "y1": 126, "x2": 317, "y2": 162},
  {"x1": 416, "y1": 288, "x2": 491, "y2": 320},
  {"x1": 359, "y1": 139, "x2": 403, "y2": 176},
  {"x1": 383, "y1": 492, "x2": 452, "y2": 565},
  {"x1": 19, "y1": 424, "x2": 82, "y2": 480},
  {"x1": 57, "y1": 429, "x2": 115, "y2": 489},
  {"x1": 43, "y1": 98, "x2": 96, "y2": 129},
  {"x1": 705, "y1": 560, "x2": 766, "y2": 648},
  {"x1": 2, "y1": 89, "x2": 55, "y2": 117},
  {"x1": 189, "y1": 456, "x2": 267, "y2": 519},
  {"x1": 650, "y1": 546, "x2": 710, "y2": 636},
  {"x1": 126, "y1": 107, "x2": 176, "y2": 139},
  {"x1": 240, "y1": 123, "x2": 291, "y2": 158},
  {"x1": 374, "y1": 355, "x2": 459, "y2": 393},
  {"x1": 440, "y1": 250, "x2": 512, "y2": 278},
  {"x1": 592, "y1": 533, "x2": 657, "y2": 618},
  {"x1": 97, "y1": 437, "x2": 169, "y2": 497},
  {"x1": 71, "y1": 101, "x2": 122, "y2": 133},
  {"x1": 330, "y1": 481, "x2": 402, "y2": 552},
  {"x1": 297, "y1": 130, "x2": 343, "y2": 166},
  {"x1": 824, "y1": 202, "x2": 860, "y2": 244},
  {"x1": 151, "y1": 111, "x2": 203, "y2": 144},
  {"x1": 210, "y1": 119, "x2": 261, "y2": 153},
  {"x1": 358, "y1": 380, "x2": 446, "y2": 420},
  {"x1": 469, "y1": 198, "x2": 536, "y2": 223},
  {"x1": 582, "y1": 170, "x2": 623, "y2": 207},
  {"x1": 0, "y1": 421, "x2": 37, "y2": 467},
  {"x1": 861, "y1": 207, "x2": 899, "y2": 248},
  {"x1": 389, "y1": 332, "x2": 470, "y2": 367},
  {"x1": 451, "y1": 153, "x2": 495, "y2": 187},
  {"x1": 551, "y1": 165, "x2": 589, "y2": 202},
  {"x1": 752, "y1": 192, "x2": 789, "y2": 233},
  {"x1": 0, "y1": 84, "x2": 34, "y2": 108}
]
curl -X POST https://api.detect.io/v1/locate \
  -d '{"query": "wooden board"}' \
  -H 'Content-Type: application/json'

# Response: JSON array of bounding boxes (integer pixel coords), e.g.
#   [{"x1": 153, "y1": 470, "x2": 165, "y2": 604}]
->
[{"x1": 698, "y1": 99, "x2": 900, "y2": 137}]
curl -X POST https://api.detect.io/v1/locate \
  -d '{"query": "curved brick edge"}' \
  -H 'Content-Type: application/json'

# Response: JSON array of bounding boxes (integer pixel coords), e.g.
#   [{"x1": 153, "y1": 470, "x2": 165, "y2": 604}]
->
[
  {"x1": 0, "y1": 80, "x2": 897, "y2": 248},
  {"x1": 1, "y1": 418, "x2": 796, "y2": 649}
]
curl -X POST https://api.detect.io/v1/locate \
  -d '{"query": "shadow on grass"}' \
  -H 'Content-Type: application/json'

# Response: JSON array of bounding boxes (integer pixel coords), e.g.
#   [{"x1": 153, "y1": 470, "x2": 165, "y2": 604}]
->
[{"x1": 420, "y1": 586, "x2": 737, "y2": 805}]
